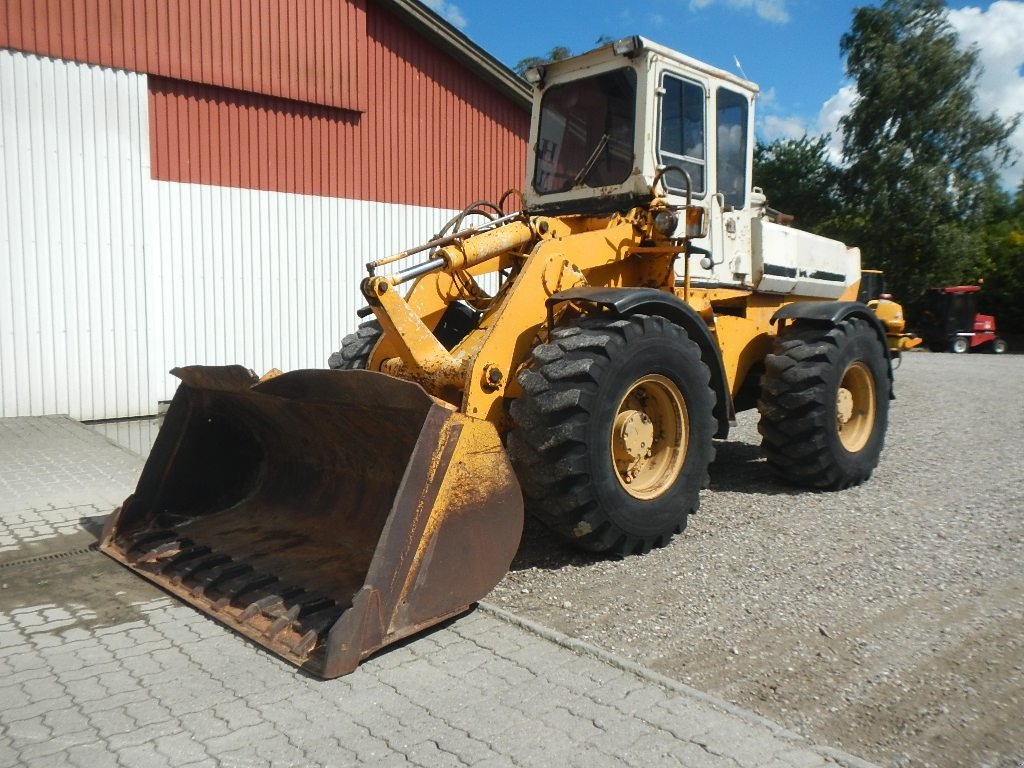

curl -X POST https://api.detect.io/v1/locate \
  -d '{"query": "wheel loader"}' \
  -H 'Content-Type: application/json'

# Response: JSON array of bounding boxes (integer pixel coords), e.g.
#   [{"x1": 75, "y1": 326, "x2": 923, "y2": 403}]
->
[
  {"x1": 101, "y1": 37, "x2": 893, "y2": 678},
  {"x1": 858, "y1": 269, "x2": 923, "y2": 362}
]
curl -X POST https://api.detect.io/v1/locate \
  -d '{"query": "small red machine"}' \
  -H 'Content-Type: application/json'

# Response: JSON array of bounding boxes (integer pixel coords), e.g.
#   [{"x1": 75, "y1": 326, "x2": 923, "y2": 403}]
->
[{"x1": 918, "y1": 285, "x2": 1008, "y2": 354}]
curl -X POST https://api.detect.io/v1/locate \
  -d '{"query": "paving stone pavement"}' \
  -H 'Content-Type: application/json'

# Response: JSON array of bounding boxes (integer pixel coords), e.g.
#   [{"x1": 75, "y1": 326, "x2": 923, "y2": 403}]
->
[{"x1": 0, "y1": 416, "x2": 880, "y2": 768}]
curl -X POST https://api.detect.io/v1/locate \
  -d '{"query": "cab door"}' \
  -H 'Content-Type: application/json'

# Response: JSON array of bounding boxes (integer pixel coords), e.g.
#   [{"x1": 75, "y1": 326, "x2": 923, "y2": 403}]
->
[
  {"x1": 713, "y1": 87, "x2": 753, "y2": 282},
  {"x1": 653, "y1": 69, "x2": 710, "y2": 282}
]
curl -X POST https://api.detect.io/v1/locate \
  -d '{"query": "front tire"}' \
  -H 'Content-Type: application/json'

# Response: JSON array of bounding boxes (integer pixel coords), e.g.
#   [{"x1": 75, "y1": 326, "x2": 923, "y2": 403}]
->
[
  {"x1": 328, "y1": 320, "x2": 382, "y2": 370},
  {"x1": 507, "y1": 315, "x2": 716, "y2": 556},
  {"x1": 950, "y1": 336, "x2": 970, "y2": 354},
  {"x1": 327, "y1": 303, "x2": 478, "y2": 370},
  {"x1": 758, "y1": 316, "x2": 890, "y2": 490}
]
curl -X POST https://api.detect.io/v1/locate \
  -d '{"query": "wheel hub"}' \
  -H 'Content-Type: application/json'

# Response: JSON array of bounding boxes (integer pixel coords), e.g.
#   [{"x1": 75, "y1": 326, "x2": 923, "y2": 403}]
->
[
  {"x1": 836, "y1": 388, "x2": 854, "y2": 425},
  {"x1": 611, "y1": 375, "x2": 687, "y2": 499},
  {"x1": 613, "y1": 410, "x2": 655, "y2": 465},
  {"x1": 835, "y1": 361, "x2": 876, "y2": 453}
]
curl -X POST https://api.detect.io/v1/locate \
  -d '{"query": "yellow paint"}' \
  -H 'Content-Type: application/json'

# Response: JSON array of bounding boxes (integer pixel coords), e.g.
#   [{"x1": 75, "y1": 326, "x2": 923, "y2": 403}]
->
[{"x1": 364, "y1": 208, "x2": 875, "y2": 428}]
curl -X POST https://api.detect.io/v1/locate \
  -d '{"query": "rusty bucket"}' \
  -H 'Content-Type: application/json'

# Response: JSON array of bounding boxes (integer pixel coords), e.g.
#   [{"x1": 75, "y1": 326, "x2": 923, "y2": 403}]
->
[{"x1": 100, "y1": 366, "x2": 523, "y2": 678}]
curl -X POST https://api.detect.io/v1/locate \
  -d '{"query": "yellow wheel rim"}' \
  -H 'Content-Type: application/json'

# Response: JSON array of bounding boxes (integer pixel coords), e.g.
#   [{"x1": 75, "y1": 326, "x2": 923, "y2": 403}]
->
[
  {"x1": 836, "y1": 361, "x2": 876, "y2": 453},
  {"x1": 611, "y1": 375, "x2": 687, "y2": 499}
]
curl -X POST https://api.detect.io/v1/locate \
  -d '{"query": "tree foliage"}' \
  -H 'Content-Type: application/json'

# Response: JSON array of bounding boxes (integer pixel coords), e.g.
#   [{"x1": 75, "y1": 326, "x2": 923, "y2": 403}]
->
[
  {"x1": 837, "y1": 0, "x2": 1017, "y2": 300},
  {"x1": 514, "y1": 46, "x2": 573, "y2": 78},
  {"x1": 513, "y1": 37, "x2": 613, "y2": 78},
  {"x1": 753, "y1": 135, "x2": 842, "y2": 233}
]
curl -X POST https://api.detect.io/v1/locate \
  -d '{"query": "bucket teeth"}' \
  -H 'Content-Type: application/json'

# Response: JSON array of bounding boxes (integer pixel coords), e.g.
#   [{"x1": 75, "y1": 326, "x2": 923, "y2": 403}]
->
[
  {"x1": 292, "y1": 630, "x2": 319, "y2": 658},
  {"x1": 173, "y1": 553, "x2": 231, "y2": 584},
  {"x1": 290, "y1": 605, "x2": 345, "y2": 659},
  {"x1": 216, "y1": 573, "x2": 279, "y2": 607},
  {"x1": 128, "y1": 529, "x2": 177, "y2": 553},
  {"x1": 190, "y1": 563, "x2": 250, "y2": 598},
  {"x1": 267, "y1": 605, "x2": 302, "y2": 640},
  {"x1": 295, "y1": 596, "x2": 334, "y2": 617},
  {"x1": 113, "y1": 524, "x2": 358, "y2": 666},
  {"x1": 240, "y1": 594, "x2": 281, "y2": 621},
  {"x1": 157, "y1": 544, "x2": 213, "y2": 573},
  {"x1": 140, "y1": 539, "x2": 189, "y2": 563}
]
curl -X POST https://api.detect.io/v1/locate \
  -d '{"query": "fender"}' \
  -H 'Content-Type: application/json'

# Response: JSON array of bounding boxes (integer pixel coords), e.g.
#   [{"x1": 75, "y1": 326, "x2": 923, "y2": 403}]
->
[
  {"x1": 547, "y1": 286, "x2": 734, "y2": 438},
  {"x1": 771, "y1": 301, "x2": 895, "y2": 399}
]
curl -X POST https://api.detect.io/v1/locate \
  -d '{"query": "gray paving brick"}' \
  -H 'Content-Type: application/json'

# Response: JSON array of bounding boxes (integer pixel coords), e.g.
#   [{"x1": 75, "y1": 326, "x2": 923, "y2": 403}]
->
[
  {"x1": 568, "y1": 748, "x2": 630, "y2": 768},
  {"x1": 430, "y1": 724, "x2": 501, "y2": 765},
  {"x1": 154, "y1": 731, "x2": 211, "y2": 766},
  {"x1": 86, "y1": 707, "x2": 138, "y2": 739},
  {"x1": 42, "y1": 706, "x2": 91, "y2": 735},
  {"x1": 116, "y1": 741, "x2": 170, "y2": 768},
  {"x1": 490, "y1": 721, "x2": 581, "y2": 767},
  {"x1": 0, "y1": 415, "x2": 882, "y2": 768},
  {"x1": 105, "y1": 719, "x2": 183, "y2": 751},
  {"x1": 65, "y1": 741, "x2": 122, "y2": 768},
  {"x1": 21, "y1": 751, "x2": 71, "y2": 768},
  {"x1": 3, "y1": 696, "x2": 66, "y2": 725},
  {"x1": 588, "y1": 717, "x2": 661, "y2": 760},
  {"x1": 771, "y1": 747, "x2": 835, "y2": 768},
  {"x1": 540, "y1": 705, "x2": 607, "y2": 743},
  {"x1": 405, "y1": 738, "x2": 467, "y2": 768},
  {"x1": 4, "y1": 715, "x2": 52, "y2": 745}
]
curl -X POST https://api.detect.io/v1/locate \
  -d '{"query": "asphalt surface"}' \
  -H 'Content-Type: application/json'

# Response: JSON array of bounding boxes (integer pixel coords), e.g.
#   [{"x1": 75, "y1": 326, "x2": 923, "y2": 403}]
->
[{"x1": 0, "y1": 415, "x2": 877, "y2": 767}]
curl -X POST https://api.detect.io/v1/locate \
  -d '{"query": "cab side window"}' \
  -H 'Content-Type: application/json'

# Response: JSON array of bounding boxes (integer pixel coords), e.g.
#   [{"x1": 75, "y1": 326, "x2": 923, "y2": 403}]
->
[
  {"x1": 716, "y1": 88, "x2": 749, "y2": 209},
  {"x1": 658, "y1": 73, "x2": 705, "y2": 196}
]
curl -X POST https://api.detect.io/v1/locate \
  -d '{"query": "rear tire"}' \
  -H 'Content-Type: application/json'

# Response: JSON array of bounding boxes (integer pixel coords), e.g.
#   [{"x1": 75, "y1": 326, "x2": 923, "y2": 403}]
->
[
  {"x1": 991, "y1": 338, "x2": 1008, "y2": 354},
  {"x1": 758, "y1": 316, "x2": 890, "y2": 490},
  {"x1": 507, "y1": 315, "x2": 716, "y2": 556}
]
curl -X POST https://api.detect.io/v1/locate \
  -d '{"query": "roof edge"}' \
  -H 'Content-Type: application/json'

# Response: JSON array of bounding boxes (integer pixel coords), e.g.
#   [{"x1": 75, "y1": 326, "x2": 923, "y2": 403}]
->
[{"x1": 372, "y1": 0, "x2": 533, "y2": 111}]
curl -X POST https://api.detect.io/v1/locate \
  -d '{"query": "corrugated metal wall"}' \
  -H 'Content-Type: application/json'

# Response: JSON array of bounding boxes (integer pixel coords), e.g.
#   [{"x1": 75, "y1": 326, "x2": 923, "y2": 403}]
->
[
  {"x1": 1, "y1": 0, "x2": 530, "y2": 420},
  {"x1": 1, "y1": 50, "x2": 153, "y2": 419},
  {"x1": 0, "y1": 0, "x2": 368, "y2": 111},
  {"x1": 0, "y1": 50, "x2": 467, "y2": 420}
]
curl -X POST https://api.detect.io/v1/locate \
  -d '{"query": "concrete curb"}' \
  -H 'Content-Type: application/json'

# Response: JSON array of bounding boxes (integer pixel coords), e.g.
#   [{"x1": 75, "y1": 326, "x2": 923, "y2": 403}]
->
[{"x1": 478, "y1": 601, "x2": 881, "y2": 768}]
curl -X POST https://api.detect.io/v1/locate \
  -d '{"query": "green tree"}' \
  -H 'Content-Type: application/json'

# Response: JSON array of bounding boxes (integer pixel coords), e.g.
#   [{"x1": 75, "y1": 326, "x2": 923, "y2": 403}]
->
[
  {"x1": 973, "y1": 185, "x2": 1024, "y2": 333},
  {"x1": 513, "y1": 37, "x2": 612, "y2": 79},
  {"x1": 838, "y1": 0, "x2": 1018, "y2": 300},
  {"x1": 753, "y1": 135, "x2": 842, "y2": 233},
  {"x1": 514, "y1": 46, "x2": 573, "y2": 78}
]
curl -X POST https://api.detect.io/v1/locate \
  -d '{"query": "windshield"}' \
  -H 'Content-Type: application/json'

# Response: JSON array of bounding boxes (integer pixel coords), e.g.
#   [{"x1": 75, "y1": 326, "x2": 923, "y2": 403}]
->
[{"x1": 533, "y1": 68, "x2": 637, "y2": 195}]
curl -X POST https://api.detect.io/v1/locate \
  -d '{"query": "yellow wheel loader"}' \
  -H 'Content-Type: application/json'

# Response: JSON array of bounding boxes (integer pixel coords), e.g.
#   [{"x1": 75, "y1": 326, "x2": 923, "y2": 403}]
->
[
  {"x1": 101, "y1": 37, "x2": 893, "y2": 678},
  {"x1": 858, "y1": 269, "x2": 923, "y2": 362}
]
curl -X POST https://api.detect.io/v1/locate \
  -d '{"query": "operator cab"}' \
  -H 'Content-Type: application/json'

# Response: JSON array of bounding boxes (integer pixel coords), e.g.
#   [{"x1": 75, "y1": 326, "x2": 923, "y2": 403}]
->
[
  {"x1": 523, "y1": 36, "x2": 756, "y2": 216},
  {"x1": 522, "y1": 37, "x2": 859, "y2": 299}
]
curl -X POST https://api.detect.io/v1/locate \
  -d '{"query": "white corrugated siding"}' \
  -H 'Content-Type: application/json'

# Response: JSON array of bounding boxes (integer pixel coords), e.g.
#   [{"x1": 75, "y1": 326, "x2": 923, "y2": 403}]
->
[{"x1": 1, "y1": 50, "x2": 462, "y2": 420}]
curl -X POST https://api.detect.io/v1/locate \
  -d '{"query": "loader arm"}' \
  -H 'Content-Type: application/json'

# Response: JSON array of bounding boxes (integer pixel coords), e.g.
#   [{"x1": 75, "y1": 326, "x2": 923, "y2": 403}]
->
[{"x1": 362, "y1": 210, "x2": 681, "y2": 425}]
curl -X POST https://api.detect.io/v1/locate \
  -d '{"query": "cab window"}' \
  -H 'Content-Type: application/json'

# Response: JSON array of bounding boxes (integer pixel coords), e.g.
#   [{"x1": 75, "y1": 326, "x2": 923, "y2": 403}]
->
[
  {"x1": 533, "y1": 68, "x2": 637, "y2": 195},
  {"x1": 657, "y1": 73, "x2": 705, "y2": 196},
  {"x1": 716, "y1": 88, "x2": 749, "y2": 209}
]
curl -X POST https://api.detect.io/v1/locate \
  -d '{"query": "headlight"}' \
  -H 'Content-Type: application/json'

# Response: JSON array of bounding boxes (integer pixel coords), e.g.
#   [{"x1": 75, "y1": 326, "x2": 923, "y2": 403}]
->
[{"x1": 654, "y1": 210, "x2": 679, "y2": 236}]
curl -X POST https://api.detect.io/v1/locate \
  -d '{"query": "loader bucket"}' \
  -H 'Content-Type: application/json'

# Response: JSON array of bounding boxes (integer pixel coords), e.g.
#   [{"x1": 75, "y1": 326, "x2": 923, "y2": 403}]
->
[{"x1": 100, "y1": 366, "x2": 523, "y2": 678}]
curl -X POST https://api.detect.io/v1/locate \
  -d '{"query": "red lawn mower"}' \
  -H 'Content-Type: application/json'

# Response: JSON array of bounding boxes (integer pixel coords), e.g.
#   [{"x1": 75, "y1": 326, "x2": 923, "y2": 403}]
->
[{"x1": 917, "y1": 285, "x2": 1008, "y2": 354}]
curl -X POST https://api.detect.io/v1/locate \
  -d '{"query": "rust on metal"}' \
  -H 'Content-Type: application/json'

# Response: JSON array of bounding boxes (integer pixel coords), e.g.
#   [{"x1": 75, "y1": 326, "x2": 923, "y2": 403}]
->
[{"x1": 100, "y1": 365, "x2": 523, "y2": 678}]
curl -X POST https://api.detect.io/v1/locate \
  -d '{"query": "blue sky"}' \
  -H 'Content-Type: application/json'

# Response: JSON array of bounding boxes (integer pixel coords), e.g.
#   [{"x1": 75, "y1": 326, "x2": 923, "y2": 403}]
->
[{"x1": 425, "y1": 0, "x2": 1024, "y2": 190}]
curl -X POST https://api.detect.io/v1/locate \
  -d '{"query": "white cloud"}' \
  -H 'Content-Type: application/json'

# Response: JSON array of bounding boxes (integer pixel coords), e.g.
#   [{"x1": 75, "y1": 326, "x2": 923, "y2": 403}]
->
[
  {"x1": 689, "y1": 0, "x2": 789, "y2": 23},
  {"x1": 773, "y1": 2, "x2": 1024, "y2": 190},
  {"x1": 421, "y1": 0, "x2": 468, "y2": 30},
  {"x1": 815, "y1": 85, "x2": 858, "y2": 165},
  {"x1": 948, "y1": 1, "x2": 1024, "y2": 188},
  {"x1": 762, "y1": 114, "x2": 808, "y2": 140}
]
